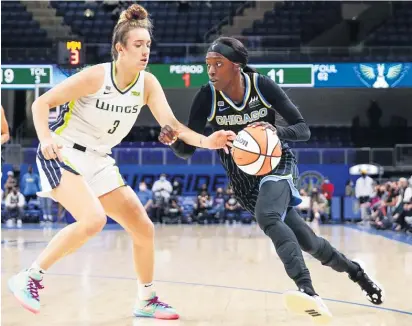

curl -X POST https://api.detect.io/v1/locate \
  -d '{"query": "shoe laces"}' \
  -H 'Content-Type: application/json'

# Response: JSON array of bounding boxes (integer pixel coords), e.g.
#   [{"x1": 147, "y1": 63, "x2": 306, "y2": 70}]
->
[
  {"x1": 27, "y1": 277, "x2": 44, "y2": 301},
  {"x1": 146, "y1": 296, "x2": 171, "y2": 309}
]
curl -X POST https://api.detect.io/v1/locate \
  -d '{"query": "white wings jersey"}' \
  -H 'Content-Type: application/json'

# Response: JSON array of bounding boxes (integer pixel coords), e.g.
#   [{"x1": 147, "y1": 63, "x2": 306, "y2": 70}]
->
[{"x1": 50, "y1": 62, "x2": 144, "y2": 154}]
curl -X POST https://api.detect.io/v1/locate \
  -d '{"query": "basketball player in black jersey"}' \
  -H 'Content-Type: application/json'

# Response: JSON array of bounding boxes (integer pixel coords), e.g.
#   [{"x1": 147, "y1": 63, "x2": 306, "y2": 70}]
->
[{"x1": 159, "y1": 37, "x2": 384, "y2": 323}]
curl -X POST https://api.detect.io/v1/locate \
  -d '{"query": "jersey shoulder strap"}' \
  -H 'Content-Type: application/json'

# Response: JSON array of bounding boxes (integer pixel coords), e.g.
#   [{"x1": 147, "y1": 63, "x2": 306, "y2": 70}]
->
[{"x1": 251, "y1": 73, "x2": 272, "y2": 108}]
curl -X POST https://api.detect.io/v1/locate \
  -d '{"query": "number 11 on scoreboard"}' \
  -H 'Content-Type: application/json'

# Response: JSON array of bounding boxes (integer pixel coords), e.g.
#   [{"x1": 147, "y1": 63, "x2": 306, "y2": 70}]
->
[{"x1": 267, "y1": 69, "x2": 284, "y2": 84}]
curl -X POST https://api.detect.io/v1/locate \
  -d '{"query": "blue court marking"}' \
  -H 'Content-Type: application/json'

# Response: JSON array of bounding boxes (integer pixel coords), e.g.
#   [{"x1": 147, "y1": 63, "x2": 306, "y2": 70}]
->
[
  {"x1": 2, "y1": 270, "x2": 411, "y2": 316},
  {"x1": 344, "y1": 224, "x2": 412, "y2": 245}
]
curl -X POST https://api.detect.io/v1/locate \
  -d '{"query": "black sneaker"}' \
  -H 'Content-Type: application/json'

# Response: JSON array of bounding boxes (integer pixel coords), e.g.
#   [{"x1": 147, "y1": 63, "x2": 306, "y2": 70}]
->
[{"x1": 349, "y1": 260, "x2": 384, "y2": 305}]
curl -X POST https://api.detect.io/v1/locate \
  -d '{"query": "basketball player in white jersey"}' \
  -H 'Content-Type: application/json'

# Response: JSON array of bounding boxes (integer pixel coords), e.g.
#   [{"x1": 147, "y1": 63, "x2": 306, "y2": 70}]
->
[{"x1": 7, "y1": 4, "x2": 236, "y2": 320}]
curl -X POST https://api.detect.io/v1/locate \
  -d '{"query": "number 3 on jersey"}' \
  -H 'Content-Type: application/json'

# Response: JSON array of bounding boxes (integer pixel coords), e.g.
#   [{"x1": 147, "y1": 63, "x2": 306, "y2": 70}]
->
[{"x1": 108, "y1": 120, "x2": 120, "y2": 134}]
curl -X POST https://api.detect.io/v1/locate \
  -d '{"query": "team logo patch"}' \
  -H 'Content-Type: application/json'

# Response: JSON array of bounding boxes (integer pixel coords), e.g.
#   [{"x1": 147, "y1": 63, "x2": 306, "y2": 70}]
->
[
  {"x1": 248, "y1": 96, "x2": 260, "y2": 108},
  {"x1": 354, "y1": 63, "x2": 410, "y2": 88},
  {"x1": 131, "y1": 91, "x2": 140, "y2": 96}
]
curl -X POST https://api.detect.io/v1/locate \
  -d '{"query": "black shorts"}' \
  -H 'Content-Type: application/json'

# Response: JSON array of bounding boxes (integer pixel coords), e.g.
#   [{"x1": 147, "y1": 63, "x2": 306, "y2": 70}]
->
[{"x1": 359, "y1": 196, "x2": 370, "y2": 204}]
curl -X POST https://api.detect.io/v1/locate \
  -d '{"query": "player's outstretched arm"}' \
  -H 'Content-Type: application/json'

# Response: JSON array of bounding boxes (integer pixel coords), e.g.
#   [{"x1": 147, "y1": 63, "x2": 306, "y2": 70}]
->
[
  {"x1": 1, "y1": 106, "x2": 10, "y2": 145},
  {"x1": 145, "y1": 72, "x2": 235, "y2": 153},
  {"x1": 159, "y1": 87, "x2": 212, "y2": 159}
]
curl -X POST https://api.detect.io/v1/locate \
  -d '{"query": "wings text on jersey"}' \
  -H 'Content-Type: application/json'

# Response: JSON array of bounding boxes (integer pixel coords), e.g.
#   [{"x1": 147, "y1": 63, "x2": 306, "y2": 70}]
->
[{"x1": 95, "y1": 99, "x2": 140, "y2": 114}]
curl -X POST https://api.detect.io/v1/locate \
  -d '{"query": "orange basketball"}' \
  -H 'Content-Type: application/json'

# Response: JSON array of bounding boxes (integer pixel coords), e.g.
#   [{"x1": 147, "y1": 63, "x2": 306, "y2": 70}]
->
[{"x1": 231, "y1": 126, "x2": 282, "y2": 176}]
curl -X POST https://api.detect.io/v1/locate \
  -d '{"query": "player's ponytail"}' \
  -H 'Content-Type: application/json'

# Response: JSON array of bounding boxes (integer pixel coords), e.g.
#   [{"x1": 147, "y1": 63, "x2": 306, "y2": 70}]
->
[
  {"x1": 208, "y1": 37, "x2": 257, "y2": 73},
  {"x1": 111, "y1": 4, "x2": 153, "y2": 60}
]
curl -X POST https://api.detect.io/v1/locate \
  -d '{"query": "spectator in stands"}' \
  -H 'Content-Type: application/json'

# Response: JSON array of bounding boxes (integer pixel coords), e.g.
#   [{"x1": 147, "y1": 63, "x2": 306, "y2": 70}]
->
[
  {"x1": 391, "y1": 178, "x2": 411, "y2": 231},
  {"x1": 194, "y1": 190, "x2": 212, "y2": 223},
  {"x1": 152, "y1": 173, "x2": 173, "y2": 202},
  {"x1": 321, "y1": 177, "x2": 334, "y2": 221},
  {"x1": 345, "y1": 180, "x2": 355, "y2": 197},
  {"x1": 321, "y1": 178, "x2": 334, "y2": 202},
  {"x1": 209, "y1": 187, "x2": 226, "y2": 222},
  {"x1": 171, "y1": 180, "x2": 182, "y2": 199},
  {"x1": 5, "y1": 186, "x2": 25, "y2": 228},
  {"x1": 163, "y1": 198, "x2": 183, "y2": 224},
  {"x1": 225, "y1": 188, "x2": 241, "y2": 224},
  {"x1": 296, "y1": 189, "x2": 310, "y2": 220},
  {"x1": 198, "y1": 183, "x2": 209, "y2": 196},
  {"x1": 4, "y1": 171, "x2": 17, "y2": 197},
  {"x1": 41, "y1": 196, "x2": 54, "y2": 223},
  {"x1": 355, "y1": 170, "x2": 374, "y2": 224},
  {"x1": 20, "y1": 165, "x2": 41, "y2": 203},
  {"x1": 151, "y1": 192, "x2": 166, "y2": 223},
  {"x1": 310, "y1": 188, "x2": 328, "y2": 223},
  {"x1": 137, "y1": 181, "x2": 153, "y2": 217}
]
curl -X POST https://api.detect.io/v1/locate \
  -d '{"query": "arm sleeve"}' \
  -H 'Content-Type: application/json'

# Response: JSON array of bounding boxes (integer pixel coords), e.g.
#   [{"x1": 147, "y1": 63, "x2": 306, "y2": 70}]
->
[
  {"x1": 257, "y1": 75, "x2": 310, "y2": 141},
  {"x1": 170, "y1": 86, "x2": 211, "y2": 159}
]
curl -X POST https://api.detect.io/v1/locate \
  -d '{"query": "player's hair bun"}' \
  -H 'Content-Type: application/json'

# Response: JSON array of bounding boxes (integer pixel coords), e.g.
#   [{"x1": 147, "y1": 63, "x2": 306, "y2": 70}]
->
[{"x1": 120, "y1": 4, "x2": 148, "y2": 22}]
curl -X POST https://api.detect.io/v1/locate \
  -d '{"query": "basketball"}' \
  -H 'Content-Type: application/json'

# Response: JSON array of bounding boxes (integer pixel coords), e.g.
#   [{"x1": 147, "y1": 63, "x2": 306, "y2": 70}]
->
[{"x1": 232, "y1": 126, "x2": 282, "y2": 176}]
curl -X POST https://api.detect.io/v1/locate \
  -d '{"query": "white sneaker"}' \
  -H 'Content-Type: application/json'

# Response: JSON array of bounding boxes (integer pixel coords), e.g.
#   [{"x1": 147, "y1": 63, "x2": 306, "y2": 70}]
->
[
  {"x1": 17, "y1": 220, "x2": 22, "y2": 228},
  {"x1": 6, "y1": 219, "x2": 14, "y2": 227},
  {"x1": 283, "y1": 289, "x2": 332, "y2": 324}
]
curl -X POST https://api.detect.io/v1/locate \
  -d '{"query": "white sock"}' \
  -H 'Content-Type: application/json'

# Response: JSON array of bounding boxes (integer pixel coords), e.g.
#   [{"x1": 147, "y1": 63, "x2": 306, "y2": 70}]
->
[
  {"x1": 138, "y1": 282, "x2": 155, "y2": 301},
  {"x1": 30, "y1": 261, "x2": 46, "y2": 274}
]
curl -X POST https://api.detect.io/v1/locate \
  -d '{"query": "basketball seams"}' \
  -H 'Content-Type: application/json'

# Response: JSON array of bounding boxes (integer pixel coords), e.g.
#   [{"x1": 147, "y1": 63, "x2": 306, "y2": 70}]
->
[
  {"x1": 232, "y1": 146, "x2": 281, "y2": 158},
  {"x1": 232, "y1": 148, "x2": 260, "y2": 166},
  {"x1": 256, "y1": 128, "x2": 271, "y2": 175},
  {"x1": 233, "y1": 127, "x2": 282, "y2": 176},
  {"x1": 243, "y1": 128, "x2": 262, "y2": 154}
]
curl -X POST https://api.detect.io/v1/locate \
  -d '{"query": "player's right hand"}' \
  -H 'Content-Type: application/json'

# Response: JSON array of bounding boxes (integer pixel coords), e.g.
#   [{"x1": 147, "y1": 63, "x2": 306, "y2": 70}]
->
[
  {"x1": 159, "y1": 125, "x2": 179, "y2": 145},
  {"x1": 40, "y1": 138, "x2": 63, "y2": 161}
]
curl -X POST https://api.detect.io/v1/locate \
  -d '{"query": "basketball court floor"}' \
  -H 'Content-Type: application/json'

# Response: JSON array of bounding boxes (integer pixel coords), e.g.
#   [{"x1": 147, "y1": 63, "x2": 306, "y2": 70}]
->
[{"x1": 1, "y1": 222, "x2": 412, "y2": 325}]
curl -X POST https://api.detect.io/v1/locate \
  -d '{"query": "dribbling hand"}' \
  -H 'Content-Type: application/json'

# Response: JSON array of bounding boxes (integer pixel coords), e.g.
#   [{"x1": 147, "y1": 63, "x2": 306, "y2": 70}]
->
[
  {"x1": 159, "y1": 125, "x2": 179, "y2": 145},
  {"x1": 40, "y1": 138, "x2": 63, "y2": 161},
  {"x1": 248, "y1": 121, "x2": 277, "y2": 134},
  {"x1": 204, "y1": 130, "x2": 236, "y2": 154}
]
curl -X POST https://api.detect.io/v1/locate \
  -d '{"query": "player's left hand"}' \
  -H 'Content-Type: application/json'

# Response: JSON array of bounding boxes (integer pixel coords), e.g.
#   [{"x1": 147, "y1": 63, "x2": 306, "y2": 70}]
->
[
  {"x1": 248, "y1": 121, "x2": 277, "y2": 133},
  {"x1": 159, "y1": 125, "x2": 179, "y2": 145}
]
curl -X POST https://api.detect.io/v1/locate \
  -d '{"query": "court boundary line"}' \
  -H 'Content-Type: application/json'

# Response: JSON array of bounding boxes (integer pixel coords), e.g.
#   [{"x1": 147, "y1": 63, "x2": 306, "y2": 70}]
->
[
  {"x1": 2, "y1": 271, "x2": 411, "y2": 316},
  {"x1": 344, "y1": 224, "x2": 412, "y2": 245}
]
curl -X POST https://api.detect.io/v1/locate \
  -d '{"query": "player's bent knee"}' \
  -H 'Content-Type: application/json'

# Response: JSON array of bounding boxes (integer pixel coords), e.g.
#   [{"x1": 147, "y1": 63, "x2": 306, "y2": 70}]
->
[
  {"x1": 255, "y1": 202, "x2": 282, "y2": 232},
  {"x1": 130, "y1": 219, "x2": 154, "y2": 246},
  {"x1": 81, "y1": 214, "x2": 107, "y2": 237}
]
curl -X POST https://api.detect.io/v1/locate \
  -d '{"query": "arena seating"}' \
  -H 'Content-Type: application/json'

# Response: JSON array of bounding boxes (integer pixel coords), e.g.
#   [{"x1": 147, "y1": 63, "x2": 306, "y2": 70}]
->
[
  {"x1": 50, "y1": 1, "x2": 248, "y2": 63},
  {"x1": 363, "y1": 1, "x2": 412, "y2": 62},
  {"x1": 242, "y1": 1, "x2": 342, "y2": 48},
  {"x1": 2, "y1": 1, "x2": 412, "y2": 63},
  {"x1": 1, "y1": 1, "x2": 52, "y2": 63}
]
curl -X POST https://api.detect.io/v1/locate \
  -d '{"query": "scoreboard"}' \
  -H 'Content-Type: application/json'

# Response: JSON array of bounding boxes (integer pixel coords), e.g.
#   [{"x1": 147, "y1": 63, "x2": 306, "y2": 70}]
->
[
  {"x1": 1, "y1": 65, "x2": 53, "y2": 89},
  {"x1": 148, "y1": 64, "x2": 314, "y2": 88}
]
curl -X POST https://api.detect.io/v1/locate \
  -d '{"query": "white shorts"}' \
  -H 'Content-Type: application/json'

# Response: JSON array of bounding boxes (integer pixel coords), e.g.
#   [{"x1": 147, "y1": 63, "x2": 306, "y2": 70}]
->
[{"x1": 36, "y1": 134, "x2": 126, "y2": 200}]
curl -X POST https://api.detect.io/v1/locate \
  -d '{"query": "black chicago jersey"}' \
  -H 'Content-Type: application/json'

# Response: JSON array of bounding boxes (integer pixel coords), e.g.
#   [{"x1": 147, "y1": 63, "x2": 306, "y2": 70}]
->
[{"x1": 171, "y1": 71, "x2": 309, "y2": 213}]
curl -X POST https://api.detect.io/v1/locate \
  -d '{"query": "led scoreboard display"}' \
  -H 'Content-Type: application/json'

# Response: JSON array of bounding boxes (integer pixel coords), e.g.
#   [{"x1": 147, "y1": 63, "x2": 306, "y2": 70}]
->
[
  {"x1": 57, "y1": 40, "x2": 85, "y2": 66},
  {"x1": 148, "y1": 64, "x2": 314, "y2": 88},
  {"x1": 1, "y1": 65, "x2": 53, "y2": 89}
]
